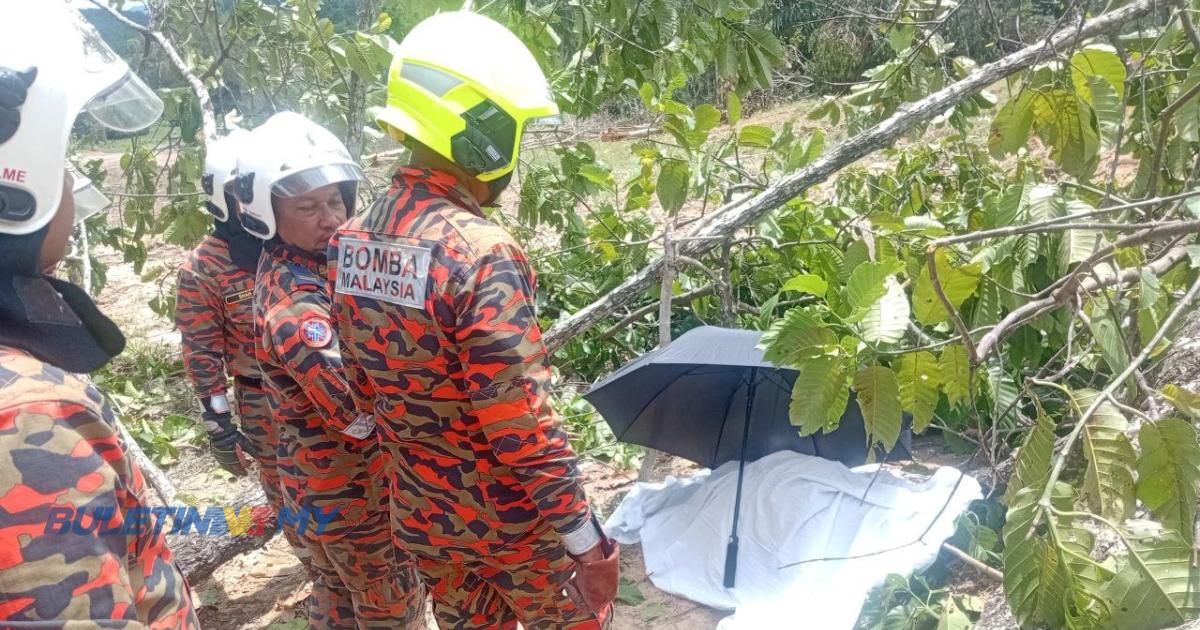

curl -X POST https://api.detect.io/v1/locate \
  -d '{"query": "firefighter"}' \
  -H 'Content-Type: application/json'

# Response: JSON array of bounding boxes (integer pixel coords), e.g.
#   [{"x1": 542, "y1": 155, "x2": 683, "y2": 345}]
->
[
  {"x1": 328, "y1": 12, "x2": 619, "y2": 629},
  {"x1": 175, "y1": 129, "x2": 311, "y2": 569},
  {"x1": 233, "y1": 111, "x2": 423, "y2": 630},
  {"x1": 0, "y1": 1, "x2": 198, "y2": 626}
]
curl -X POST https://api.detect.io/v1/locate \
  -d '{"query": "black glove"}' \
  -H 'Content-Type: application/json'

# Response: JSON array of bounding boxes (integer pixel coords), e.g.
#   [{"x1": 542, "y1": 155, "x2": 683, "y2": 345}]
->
[{"x1": 201, "y1": 407, "x2": 253, "y2": 477}]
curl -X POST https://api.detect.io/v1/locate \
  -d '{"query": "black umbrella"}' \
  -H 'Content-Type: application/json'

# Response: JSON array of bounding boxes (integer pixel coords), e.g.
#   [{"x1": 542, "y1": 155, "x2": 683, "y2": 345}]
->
[{"x1": 584, "y1": 326, "x2": 911, "y2": 588}]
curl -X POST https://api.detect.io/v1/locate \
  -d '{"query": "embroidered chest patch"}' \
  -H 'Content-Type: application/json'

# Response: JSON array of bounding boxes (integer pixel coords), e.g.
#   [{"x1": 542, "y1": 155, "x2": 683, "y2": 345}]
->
[
  {"x1": 334, "y1": 237, "x2": 431, "y2": 308},
  {"x1": 300, "y1": 314, "x2": 333, "y2": 348}
]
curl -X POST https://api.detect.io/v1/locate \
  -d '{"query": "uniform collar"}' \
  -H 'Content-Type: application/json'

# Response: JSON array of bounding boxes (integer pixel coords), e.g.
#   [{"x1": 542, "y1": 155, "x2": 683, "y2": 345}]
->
[
  {"x1": 269, "y1": 242, "x2": 325, "y2": 275},
  {"x1": 394, "y1": 167, "x2": 484, "y2": 217}
]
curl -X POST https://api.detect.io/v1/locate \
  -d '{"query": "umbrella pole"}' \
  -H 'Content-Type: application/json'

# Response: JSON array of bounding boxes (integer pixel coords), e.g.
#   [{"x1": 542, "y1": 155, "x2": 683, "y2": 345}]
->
[{"x1": 724, "y1": 367, "x2": 757, "y2": 589}]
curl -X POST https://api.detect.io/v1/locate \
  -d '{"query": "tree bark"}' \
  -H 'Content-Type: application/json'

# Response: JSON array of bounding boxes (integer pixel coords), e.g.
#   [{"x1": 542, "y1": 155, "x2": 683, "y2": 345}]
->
[
  {"x1": 169, "y1": 483, "x2": 278, "y2": 583},
  {"x1": 541, "y1": 0, "x2": 1157, "y2": 353}
]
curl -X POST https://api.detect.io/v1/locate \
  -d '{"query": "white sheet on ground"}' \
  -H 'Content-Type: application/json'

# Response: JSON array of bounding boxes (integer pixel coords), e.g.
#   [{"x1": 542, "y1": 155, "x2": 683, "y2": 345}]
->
[{"x1": 604, "y1": 450, "x2": 982, "y2": 629}]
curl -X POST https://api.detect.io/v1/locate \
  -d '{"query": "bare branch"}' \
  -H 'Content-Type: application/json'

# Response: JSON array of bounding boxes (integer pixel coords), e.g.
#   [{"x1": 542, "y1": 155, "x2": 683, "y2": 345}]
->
[{"x1": 975, "y1": 246, "x2": 1191, "y2": 362}]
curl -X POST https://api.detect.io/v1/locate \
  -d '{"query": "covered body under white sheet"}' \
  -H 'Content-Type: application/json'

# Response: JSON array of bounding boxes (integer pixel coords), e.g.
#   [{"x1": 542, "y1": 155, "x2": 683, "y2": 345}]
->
[{"x1": 605, "y1": 450, "x2": 982, "y2": 629}]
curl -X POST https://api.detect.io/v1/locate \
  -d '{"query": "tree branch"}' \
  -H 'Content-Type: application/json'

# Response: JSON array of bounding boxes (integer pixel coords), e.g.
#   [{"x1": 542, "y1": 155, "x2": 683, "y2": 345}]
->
[
  {"x1": 975, "y1": 246, "x2": 1191, "y2": 362},
  {"x1": 542, "y1": 0, "x2": 1158, "y2": 353},
  {"x1": 928, "y1": 247, "x2": 979, "y2": 364}
]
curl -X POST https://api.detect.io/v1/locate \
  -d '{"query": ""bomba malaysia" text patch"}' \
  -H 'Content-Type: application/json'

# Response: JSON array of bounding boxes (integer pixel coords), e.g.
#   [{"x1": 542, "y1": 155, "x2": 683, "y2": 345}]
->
[{"x1": 335, "y1": 237, "x2": 431, "y2": 308}]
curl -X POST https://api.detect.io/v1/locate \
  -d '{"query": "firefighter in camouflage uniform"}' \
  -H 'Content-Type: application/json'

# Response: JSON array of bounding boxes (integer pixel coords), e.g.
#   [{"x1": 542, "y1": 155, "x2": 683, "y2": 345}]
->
[
  {"x1": 328, "y1": 12, "x2": 619, "y2": 629},
  {"x1": 234, "y1": 112, "x2": 423, "y2": 630},
  {"x1": 0, "y1": 1, "x2": 198, "y2": 626},
  {"x1": 175, "y1": 129, "x2": 310, "y2": 569}
]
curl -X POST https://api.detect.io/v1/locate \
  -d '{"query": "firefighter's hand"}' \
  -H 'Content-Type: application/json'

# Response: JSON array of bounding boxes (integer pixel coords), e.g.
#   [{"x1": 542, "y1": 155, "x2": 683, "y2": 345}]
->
[
  {"x1": 202, "y1": 410, "x2": 251, "y2": 477},
  {"x1": 569, "y1": 536, "x2": 620, "y2": 614}
]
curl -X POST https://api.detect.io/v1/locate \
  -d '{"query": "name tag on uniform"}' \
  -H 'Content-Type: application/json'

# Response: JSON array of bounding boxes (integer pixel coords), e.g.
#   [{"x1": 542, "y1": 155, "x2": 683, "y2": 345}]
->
[
  {"x1": 335, "y1": 237, "x2": 430, "y2": 308},
  {"x1": 224, "y1": 288, "x2": 253, "y2": 307}
]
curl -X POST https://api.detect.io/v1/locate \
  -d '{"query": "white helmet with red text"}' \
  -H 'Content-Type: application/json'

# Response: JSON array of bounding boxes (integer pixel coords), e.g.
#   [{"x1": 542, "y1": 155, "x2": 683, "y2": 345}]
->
[{"x1": 0, "y1": 0, "x2": 163, "y2": 235}]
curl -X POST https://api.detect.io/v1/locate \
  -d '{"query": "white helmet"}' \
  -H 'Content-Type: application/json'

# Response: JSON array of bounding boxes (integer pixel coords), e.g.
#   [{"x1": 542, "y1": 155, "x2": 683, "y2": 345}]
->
[
  {"x1": 202, "y1": 129, "x2": 251, "y2": 222},
  {"x1": 231, "y1": 112, "x2": 363, "y2": 240},
  {"x1": 0, "y1": 0, "x2": 163, "y2": 235}
]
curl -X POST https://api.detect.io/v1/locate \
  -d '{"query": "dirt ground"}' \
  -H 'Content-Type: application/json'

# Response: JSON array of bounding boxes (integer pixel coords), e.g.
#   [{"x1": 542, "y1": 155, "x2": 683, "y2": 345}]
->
[{"x1": 188, "y1": 458, "x2": 727, "y2": 630}]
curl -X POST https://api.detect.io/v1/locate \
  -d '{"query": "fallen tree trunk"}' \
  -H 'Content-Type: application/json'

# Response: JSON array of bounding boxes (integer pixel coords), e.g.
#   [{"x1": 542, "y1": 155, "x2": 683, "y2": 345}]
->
[
  {"x1": 169, "y1": 482, "x2": 279, "y2": 583},
  {"x1": 542, "y1": 0, "x2": 1157, "y2": 354}
]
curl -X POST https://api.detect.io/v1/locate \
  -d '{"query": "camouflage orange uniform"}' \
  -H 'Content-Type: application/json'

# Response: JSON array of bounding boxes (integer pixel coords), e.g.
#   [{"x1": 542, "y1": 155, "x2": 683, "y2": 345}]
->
[
  {"x1": 0, "y1": 345, "x2": 200, "y2": 629},
  {"x1": 253, "y1": 242, "x2": 423, "y2": 630},
  {"x1": 175, "y1": 233, "x2": 307, "y2": 558},
  {"x1": 329, "y1": 168, "x2": 607, "y2": 629}
]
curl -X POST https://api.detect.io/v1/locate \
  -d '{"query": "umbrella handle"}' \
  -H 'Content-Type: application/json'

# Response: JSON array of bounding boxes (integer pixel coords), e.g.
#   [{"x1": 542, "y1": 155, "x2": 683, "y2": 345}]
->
[{"x1": 723, "y1": 537, "x2": 738, "y2": 588}]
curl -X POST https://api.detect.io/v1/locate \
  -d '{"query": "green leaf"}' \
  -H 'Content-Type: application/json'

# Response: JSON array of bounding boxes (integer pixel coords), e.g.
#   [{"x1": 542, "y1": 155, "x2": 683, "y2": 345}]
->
[
  {"x1": 989, "y1": 177, "x2": 1033, "y2": 229},
  {"x1": 1088, "y1": 317, "x2": 1132, "y2": 391},
  {"x1": 781, "y1": 273, "x2": 828, "y2": 298},
  {"x1": 989, "y1": 92, "x2": 1035, "y2": 158},
  {"x1": 846, "y1": 260, "x2": 904, "y2": 310},
  {"x1": 1137, "y1": 419, "x2": 1200, "y2": 542},
  {"x1": 1073, "y1": 389, "x2": 1136, "y2": 521},
  {"x1": 656, "y1": 159, "x2": 690, "y2": 215},
  {"x1": 1089, "y1": 75, "x2": 1123, "y2": 153},
  {"x1": 913, "y1": 251, "x2": 983, "y2": 326},
  {"x1": 1031, "y1": 89, "x2": 1101, "y2": 180},
  {"x1": 858, "y1": 277, "x2": 910, "y2": 344},
  {"x1": 787, "y1": 130, "x2": 825, "y2": 170},
  {"x1": 1070, "y1": 44, "x2": 1126, "y2": 100},
  {"x1": 939, "y1": 344, "x2": 971, "y2": 406},
  {"x1": 694, "y1": 104, "x2": 722, "y2": 133},
  {"x1": 738, "y1": 124, "x2": 775, "y2": 148},
  {"x1": 789, "y1": 358, "x2": 847, "y2": 436},
  {"x1": 854, "y1": 364, "x2": 902, "y2": 450},
  {"x1": 1002, "y1": 486, "x2": 1072, "y2": 627},
  {"x1": 727, "y1": 92, "x2": 742, "y2": 125},
  {"x1": 578, "y1": 163, "x2": 615, "y2": 188},
  {"x1": 1106, "y1": 522, "x2": 1200, "y2": 629},
  {"x1": 1162, "y1": 384, "x2": 1200, "y2": 420},
  {"x1": 937, "y1": 597, "x2": 972, "y2": 630},
  {"x1": 896, "y1": 351, "x2": 939, "y2": 433},
  {"x1": 1062, "y1": 224, "x2": 1104, "y2": 265},
  {"x1": 1005, "y1": 403, "x2": 1056, "y2": 504},
  {"x1": 616, "y1": 577, "x2": 646, "y2": 605},
  {"x1": 760, "y1": 308, "x2": 837, "y2": 366}
]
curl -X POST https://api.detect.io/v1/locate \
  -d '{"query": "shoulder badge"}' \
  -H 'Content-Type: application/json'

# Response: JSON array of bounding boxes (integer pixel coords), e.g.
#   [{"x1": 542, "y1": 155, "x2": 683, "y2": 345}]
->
[{"x1": 299, "y1": 312, "x2": 333, "y2": 348}]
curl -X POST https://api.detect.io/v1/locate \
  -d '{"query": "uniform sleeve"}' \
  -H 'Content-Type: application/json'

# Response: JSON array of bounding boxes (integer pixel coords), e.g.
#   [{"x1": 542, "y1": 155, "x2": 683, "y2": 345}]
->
[
  {"x1": 175, "y1": 263, "x2": 229, "y2": 399},
  {"x1": 0, "y1": 394, "x2": 197, "y2": 628},
  {"x1": 264, "y1": 289, "x2": 369, "y2": 437},
  {"x1": 453, "y1": 243, "x2": 596, "y2": 551},
  {"x1": 327, "y1": 236, "x2": 376, "y2": 416}
]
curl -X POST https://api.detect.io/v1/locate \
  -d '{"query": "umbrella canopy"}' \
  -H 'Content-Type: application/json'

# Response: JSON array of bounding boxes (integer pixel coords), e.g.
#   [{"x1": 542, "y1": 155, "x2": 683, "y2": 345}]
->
[{"x1": 585, "y1": 326, "x2": 910, "y2": 469}]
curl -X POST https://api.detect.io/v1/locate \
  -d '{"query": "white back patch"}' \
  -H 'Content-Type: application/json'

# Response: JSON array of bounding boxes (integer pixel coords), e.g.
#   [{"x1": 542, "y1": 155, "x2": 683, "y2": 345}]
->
[{"x1": 335, "y1": 237, "x2": 431, "y2": 308}]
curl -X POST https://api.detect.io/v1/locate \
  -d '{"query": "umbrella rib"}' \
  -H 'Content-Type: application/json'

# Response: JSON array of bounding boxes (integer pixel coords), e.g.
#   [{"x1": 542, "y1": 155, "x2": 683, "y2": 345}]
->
[
  {"x1": 617, "y1": 365, "x2": 706, "y2": 442},
  {"x1": 711, "y1": 372, "x2": 747, "y2": 468}
]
